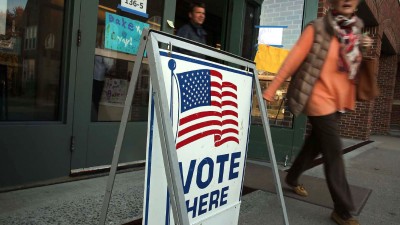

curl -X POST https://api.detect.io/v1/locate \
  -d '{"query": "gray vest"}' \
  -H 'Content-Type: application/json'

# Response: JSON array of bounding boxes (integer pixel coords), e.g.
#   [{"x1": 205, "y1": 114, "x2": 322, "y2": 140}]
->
[{"x1": 286, "y1": 16, "x2": 363, "y2": 116}]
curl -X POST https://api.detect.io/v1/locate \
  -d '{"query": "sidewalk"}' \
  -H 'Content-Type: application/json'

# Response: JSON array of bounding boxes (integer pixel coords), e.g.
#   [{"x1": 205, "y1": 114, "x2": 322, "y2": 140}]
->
[
  {"x1": 239, "y1": 135, "x2": 400, "y2": 225},
  {"x1": 0, "y1": 135, "x2": 399, "y2": 225}
]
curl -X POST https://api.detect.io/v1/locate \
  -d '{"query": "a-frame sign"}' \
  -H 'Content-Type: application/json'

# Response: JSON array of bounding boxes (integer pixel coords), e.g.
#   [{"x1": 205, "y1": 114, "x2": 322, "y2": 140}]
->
[{"x1": 99, "y1": 28, "x2": 289, "y2": 225}]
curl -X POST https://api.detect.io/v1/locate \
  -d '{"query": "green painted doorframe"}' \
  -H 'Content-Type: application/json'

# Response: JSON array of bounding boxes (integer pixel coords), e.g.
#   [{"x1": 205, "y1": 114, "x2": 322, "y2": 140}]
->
[
  {"x1": 225, "y1": 0, "x2": 263, "y2": 55},
  {"x1": 71, "y1": 0, "x2": 161, "y2": 171},
  {"x1": 0, "y1": 0, "x2": 80, "y2": 189},
  {"x1": 70, "y1": 0, "x2": 98, "y2": 170}
]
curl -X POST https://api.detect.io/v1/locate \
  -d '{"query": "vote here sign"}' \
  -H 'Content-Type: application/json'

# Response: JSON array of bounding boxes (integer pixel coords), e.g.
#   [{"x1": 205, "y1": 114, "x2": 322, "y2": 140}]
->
[{"x1": 143, "y1": 50, "x2": 254, "y2": 225}]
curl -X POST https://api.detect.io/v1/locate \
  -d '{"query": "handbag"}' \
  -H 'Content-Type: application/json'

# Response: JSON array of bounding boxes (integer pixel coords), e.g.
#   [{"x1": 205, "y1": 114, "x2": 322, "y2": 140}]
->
[{"x1": 356, "y1": 58, "x2": 379, "y2": 101}]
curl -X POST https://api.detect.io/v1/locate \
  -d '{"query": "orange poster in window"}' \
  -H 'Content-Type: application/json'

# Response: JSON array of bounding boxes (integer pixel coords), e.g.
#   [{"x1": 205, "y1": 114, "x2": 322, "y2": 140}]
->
[{"x1": 254, "y1": 44, "x2": 289, "y2": 73}]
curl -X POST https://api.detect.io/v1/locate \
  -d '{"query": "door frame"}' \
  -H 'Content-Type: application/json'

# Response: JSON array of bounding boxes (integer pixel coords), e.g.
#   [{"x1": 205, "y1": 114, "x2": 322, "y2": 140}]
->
[
  {"x1": 70, "y1": 0, "x2": 175, "y2": 171},
  {"x1": 249, "y1": 0, "x2": 318, "y2": 163},
  {"x1": 0, "y1": 0, "x2": 79, "y2": 189},
  {"x1": 0, "y1": 0, "x2": 319, "y2": 189}
]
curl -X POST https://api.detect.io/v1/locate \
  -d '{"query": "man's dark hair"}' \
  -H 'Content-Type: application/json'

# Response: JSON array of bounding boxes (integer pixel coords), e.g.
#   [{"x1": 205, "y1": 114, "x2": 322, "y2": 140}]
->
[{"x1": 189, "y1": 1, "x2": 206, "y2": 13}]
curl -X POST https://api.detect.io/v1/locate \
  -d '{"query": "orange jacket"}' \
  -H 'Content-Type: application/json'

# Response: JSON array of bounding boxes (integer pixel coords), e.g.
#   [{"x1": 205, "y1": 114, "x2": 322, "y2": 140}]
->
[{"x1": 263, "y1": 25, "x2": 357, "y2": 116}]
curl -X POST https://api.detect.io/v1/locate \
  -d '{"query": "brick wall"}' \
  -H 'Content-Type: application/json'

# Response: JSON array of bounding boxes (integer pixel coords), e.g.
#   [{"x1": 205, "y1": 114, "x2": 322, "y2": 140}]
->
[
  {"x1": 371, "y1": 55, "x2": 398, "y2": 134},
  {"x1": 392, "y1": 105, "x2": 400, "y2": 126},
  {"x1": 338, "y1": 102, "x2": 375, "y2": 140},
  {"x1": 378, "y1": 0, "x2": 400, "y2": 130},
  {"x1": 394, "y1": 64, "x2": 400, "y2": 100},
  {"x1": 390, "y1": 63, "x2": 400, "y2": 126},
  {"x1": 260, "y1": 0, "x2": 304, "y2": 49}
]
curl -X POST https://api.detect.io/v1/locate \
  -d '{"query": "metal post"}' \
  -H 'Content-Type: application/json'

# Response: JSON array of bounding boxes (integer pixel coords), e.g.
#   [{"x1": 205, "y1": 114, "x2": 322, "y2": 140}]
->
[
  {"x1": 98, "y1": 29, "x2": 150, "y2": 225},
  {"x1": 145, "y1": 31, "x2": 190, "y2": 225},
  {"x1": 253, "y1": 70, "x2": 290, "y2": 225}
]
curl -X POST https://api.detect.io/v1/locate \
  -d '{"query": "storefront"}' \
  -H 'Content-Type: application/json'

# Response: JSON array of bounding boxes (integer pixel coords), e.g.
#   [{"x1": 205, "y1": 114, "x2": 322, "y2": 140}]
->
[{"x1": 0, "y1": 0, "x2": 318, "y2": 189}]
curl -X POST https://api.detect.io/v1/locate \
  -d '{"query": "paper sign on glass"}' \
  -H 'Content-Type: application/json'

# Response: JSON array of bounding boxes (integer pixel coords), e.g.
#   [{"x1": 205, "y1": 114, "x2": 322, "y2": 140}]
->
[
  {"x1": 120, "y1": 0, "x2": 148, "y2": 17},
  {"x1": 258, "y1": 27, "x2": 284, "y2": 46},
  {"x1": 104, "y1": 12, "x2": 149, "y2": 55}
]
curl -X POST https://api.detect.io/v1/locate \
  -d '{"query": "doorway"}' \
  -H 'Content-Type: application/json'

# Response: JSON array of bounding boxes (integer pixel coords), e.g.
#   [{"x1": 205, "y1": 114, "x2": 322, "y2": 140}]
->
[
  {"x1": 0, "y1": 0, "x2": 267, "y2": 189},
  {"x1": 174, "y1": 0, "x2": 226, "y2": 50},
  {"x1": 70, "y1": 0, "x2": 166, "y2": 172},
  {"x1": 0, "y1": 0, "x2": 72, "y2": 188}
]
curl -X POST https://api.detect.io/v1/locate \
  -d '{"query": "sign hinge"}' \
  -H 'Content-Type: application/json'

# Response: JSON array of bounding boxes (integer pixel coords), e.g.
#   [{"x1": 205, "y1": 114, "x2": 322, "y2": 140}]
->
[
  {"x1": 70, "y1": 136, "x2": 76, "y2": 152},
  {"x1": 77, "y1": 29, "x2": 81, "y2": 47}
]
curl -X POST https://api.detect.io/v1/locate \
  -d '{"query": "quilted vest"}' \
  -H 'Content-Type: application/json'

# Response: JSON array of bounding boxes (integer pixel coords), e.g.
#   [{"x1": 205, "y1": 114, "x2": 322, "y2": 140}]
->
[{"x1": 286, "y1": 16, "x2": 363, "y2": 116}]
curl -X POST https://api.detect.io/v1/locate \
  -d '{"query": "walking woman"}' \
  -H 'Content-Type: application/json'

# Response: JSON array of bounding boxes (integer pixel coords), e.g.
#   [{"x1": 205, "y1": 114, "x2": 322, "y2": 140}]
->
[{"x1": 263, "y1": 0, "x2": 373, "y2": 224}]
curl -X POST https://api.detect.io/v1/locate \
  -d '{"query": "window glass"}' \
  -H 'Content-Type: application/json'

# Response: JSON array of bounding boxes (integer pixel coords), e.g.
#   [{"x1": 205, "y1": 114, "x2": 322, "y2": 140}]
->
[
  {"x1": 0, "y1": 0, "x2": 65, "y2": 121},
  {"x1": 92, "y1": 0, "x2": 163, "y2": 122},
  {"x1": 252, "y1": 0, "x2": 304, "y2": 128},
  {"x1": 251, "y1": 73, "x2": 293, "y2": 128}
]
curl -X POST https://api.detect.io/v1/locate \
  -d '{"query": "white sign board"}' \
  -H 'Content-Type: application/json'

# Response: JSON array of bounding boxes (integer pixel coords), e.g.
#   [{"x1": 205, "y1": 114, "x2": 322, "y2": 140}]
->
[
  {"x1": 257, "y1": 26, "x2": 287, "y2": 46},
  {"x1": 99, "y1": 29, "x2": 289, "y2": 225},
  {"x1": 143, "y1": 50, "x2": 254, "y2": 225},
  {"x1": 119, "y1": 0, "x2": 148, "y2": 18}
]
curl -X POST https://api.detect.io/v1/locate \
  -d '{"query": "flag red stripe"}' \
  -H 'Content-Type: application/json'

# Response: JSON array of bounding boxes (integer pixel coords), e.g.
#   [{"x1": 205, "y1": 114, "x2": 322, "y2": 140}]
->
[
  {"x1": 211, "y1": 90, "x2": 222, "y2": 98},
  {"x1": 211, "y1": 101, "x2": 221, "y2": 107},
  {"x1": 223, "y1": 82, "x2": 237, "y2": 91},
  {"x1": 215, "y1": 137, "x2": 239, "y2": 147},
  {"x1": 210, "y1": 70, "x2": 223, "y2": 79},
  {"x1": 178, "y1": 120, "x2": 222, "y2": 137},
  {"x1": 176, "y1": 129, "x2": 220, "y2": 149},
  {"x1": 179, "y1": 111, "x2": 221, "y2": 125},
  {"x1": 223, "y1": 91, "x2": 237, "y2": 99},
  {"x1": 223, "y1": 119, "x2": 238, "y2": 126},
  {"x1": 222, "y1": 110, "x2": 238, "y2": 117},
  {"x1": 222, "y1": 100, "x2": 238, "y2": 108},
  {"x1": 222, "y1": 128, "x2": 239, "y2": 135},
  {"x1": 211, "y1": 81, "x2": 221, "y2": 89}
]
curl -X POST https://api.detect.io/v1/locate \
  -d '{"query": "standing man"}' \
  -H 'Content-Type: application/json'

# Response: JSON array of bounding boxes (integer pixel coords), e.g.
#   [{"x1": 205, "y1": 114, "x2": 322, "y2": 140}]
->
[{"x1": 176, "y1": 1, "x2": 207, "y2": 58}]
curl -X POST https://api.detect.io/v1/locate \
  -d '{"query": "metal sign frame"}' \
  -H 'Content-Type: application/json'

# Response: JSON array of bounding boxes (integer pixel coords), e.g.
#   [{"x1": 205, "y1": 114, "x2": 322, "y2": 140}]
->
[{"x1": 99, "y1": 28, "x2": 289, "y2": 225}]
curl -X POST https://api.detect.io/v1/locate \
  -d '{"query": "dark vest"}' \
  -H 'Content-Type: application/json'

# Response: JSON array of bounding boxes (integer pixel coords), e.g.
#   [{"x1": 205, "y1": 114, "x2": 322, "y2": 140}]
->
[{"x1": 286, "y1": 16, "x2": 363, "y2": 116}]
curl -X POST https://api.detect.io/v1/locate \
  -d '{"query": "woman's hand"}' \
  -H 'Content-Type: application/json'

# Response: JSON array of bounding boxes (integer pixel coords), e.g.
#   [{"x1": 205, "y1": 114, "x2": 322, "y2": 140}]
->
[
  {"x1": 262, "y1": 91, "x2": 274, "y2": 103},
  {"x1": 262, "y1": 90, "x2": 277, "y2": 104},
  {"x1": 360, "y1": 33, "x2": 373, "y2": 53}
]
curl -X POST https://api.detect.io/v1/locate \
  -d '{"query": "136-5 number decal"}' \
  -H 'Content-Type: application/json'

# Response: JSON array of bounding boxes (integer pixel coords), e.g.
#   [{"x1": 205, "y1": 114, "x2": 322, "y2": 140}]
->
[{"x1": 125, "y1": 0, "x2": 144, "y2": 9}]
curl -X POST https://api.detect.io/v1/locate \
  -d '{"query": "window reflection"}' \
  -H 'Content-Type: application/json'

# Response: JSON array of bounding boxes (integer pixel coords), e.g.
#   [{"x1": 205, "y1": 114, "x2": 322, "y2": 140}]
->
[
  {"x1": 252, "y1": 1, "x2": 305, "y2": 128},
  {"x1": 91, "y1": 0, "x2": 163, "y2": 122},
  {"x1": 251, "y1": 71, "x2": 294, "y2": 128},
  {"x1": 0, "y1": 0, "x2": 65, "y2": 121}
]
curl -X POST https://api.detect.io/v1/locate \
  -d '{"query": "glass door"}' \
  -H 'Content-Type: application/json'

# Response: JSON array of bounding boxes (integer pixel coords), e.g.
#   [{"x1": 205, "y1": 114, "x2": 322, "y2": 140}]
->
[
  {"x1": 248, "y1": 0, "x2": 317, "y2": 163},
  {"x1": 71, "y1": 0, "x2": 165, "y2": 171},
  {"x1": 0, "y1": 0, "x2": 73, "y2": 188}
]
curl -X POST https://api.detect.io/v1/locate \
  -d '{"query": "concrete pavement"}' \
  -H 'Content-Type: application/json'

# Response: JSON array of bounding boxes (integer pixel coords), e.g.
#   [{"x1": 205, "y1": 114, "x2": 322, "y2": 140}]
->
[
  {"x1": 239, "y1": 135, "x2": 400, "y2": 225},
  {"x1": 0, "y1": 135, "x2": 399, "y2": 225}
]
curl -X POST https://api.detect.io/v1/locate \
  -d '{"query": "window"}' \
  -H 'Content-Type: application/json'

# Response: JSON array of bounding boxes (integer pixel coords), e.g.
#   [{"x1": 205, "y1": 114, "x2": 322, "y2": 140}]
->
[
  {"x1": 251, "y1": 72, "x2": 294, "y2": 127},
  {"x1": 252, "y1": 0, "x2": 304, "y2": 128},
  {"x1": 91, "y1": 0, "x2": 164, "y2": 122},
  {"x1": 24, "y1": 26, "x2": 37, "y2": 50},
  {"x1": 0, "y1": 0, "x2": 66, "y2": 121}
]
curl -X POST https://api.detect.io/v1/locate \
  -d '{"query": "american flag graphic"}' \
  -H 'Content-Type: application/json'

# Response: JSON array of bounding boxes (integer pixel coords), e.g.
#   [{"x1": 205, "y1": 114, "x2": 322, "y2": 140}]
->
[{"x1": 175, "y1": 69, "x2": 239, "y2": 149}]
